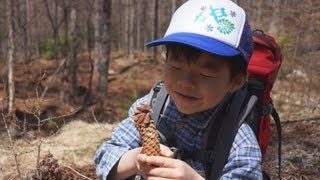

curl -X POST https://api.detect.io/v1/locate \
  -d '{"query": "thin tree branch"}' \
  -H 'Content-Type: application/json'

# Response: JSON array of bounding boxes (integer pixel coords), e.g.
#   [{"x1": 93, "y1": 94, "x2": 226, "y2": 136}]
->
[{"x1": 40, "y1": 107, "x2": 81, "y2": 123}]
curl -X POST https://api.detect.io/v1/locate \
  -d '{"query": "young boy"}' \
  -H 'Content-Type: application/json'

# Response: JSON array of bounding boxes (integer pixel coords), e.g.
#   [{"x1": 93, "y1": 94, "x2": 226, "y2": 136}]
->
[{"x1": 94, "y1": 0, "x2": 262, "y2": 179}]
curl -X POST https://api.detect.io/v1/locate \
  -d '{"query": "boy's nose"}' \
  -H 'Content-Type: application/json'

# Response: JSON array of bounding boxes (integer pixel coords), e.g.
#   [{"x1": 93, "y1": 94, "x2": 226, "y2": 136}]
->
[{"x1": 177, "y1": 80, "x2": 194, "y2": 89}]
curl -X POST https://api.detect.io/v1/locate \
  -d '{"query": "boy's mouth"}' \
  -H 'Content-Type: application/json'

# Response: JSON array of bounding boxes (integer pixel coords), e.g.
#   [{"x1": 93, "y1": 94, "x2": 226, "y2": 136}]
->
[{"x1": 174, "y1": 91, "x2": 199, "y2": 101}]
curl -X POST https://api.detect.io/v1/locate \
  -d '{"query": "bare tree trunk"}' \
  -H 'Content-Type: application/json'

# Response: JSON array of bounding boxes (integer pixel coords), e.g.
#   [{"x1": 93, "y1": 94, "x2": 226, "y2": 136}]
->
[
  {"x1": 7, "y1": 0, "x2": 15, "y2": 113},
  {"x1": 63, "y1": 1, "x2": 70, "y2": 58},
  {"x1": 82, "y1": 0, "x2": 94, "y2": 109},
  {"x1": 136, "y1": 0, "x2": 141, "y2": 51},
  {"x1": 32, "y1": 0, "x2": 41, "y2": 58},
  {"x1": 96, "y1": 0, "x2": 112, "y2": 104},
  {"x1": 25, "y1": 0, "x2": 31, "y2": 59},
  {"x1": 93, "y1": 0, "x2": 102, "y2": 80},
  {"x1": 306, "y1": 2, "x2": 317, "y2": 103},
  {"x1": 124, "y1": 0, "x2": 129, "y2": 55},
  {"x1": 142, "y1": 0, "x2": 148, "y2": 52},
  {"x1": 128, "y1": 1, "x2": 134, "y2": 61},
  {"x1": 21, "y1": 0, "x2": 31, "y2": 63},
  {"x1": 256, "y1": 1, "x2": 264, "y2": 23},
  {"x1": 92, "y1": 0, "x2": 111, "y2": 104},
  {"x1": 42, "y1": 0, "x2": 65, "y2": 101},
  {"x1": 268, "y1": 0, "x2": 280, "y2": 36},
  {"x1": 171, "y1": 0, "x2": 176, "y2": 15},
  {"x1": 61, "y1": 1, "x2": 72, "y2": 102},
  {"x1": 69, "y1": 0, "x2": 79, "y2": 102},
  {"x1": 116, "y1": 0, "x2": 123, "y2": 50},
  {"x1": 152, "y1": 0, "x2": 159, "y2": 60}
]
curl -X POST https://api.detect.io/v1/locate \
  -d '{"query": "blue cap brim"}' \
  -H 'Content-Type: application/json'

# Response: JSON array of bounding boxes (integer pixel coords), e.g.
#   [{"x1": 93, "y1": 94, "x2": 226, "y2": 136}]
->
[{"x1": 146, "y1": 33, "x2": 241, "y2": 57}]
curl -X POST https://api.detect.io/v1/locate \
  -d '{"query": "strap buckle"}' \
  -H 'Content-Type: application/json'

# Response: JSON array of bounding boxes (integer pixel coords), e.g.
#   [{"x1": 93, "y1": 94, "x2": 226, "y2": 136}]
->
[
  {"x1": 263, "y1": 102, "x2": 273, "y2": 115},
  {"x1": 170, "y1": 147, "x2": 184, "y2": 160}
]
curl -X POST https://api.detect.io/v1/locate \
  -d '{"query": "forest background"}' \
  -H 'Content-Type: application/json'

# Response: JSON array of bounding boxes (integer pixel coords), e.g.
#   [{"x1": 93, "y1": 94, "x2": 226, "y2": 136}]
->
[{"x1": 0, "y1": 0, "x2": 319, "y2": 179}]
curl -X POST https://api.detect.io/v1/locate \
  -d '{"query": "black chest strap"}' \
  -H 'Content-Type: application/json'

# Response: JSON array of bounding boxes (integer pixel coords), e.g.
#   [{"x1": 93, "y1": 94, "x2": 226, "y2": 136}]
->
[{"x1": 207, "y1": 88, "x2": 248, "y2": 179}]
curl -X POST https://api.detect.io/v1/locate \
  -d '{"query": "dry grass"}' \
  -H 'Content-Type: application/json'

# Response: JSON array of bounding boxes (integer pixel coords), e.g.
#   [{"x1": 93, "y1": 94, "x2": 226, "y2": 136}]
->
[{"x1": 0, "y1": 120, "x2": 115, "y2": 179}]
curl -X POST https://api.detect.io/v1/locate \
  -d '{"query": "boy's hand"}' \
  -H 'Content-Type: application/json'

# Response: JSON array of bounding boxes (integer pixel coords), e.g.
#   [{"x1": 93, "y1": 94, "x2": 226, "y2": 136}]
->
[{"x1": 136, "y1": 145, "x2": 204, "y2": 180}]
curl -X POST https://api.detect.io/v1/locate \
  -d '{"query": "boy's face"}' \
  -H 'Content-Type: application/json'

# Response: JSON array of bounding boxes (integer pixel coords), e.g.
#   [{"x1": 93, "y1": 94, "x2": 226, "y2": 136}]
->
[{"x1": 165, "y1": 50, "x2": 245, "y2": 115}]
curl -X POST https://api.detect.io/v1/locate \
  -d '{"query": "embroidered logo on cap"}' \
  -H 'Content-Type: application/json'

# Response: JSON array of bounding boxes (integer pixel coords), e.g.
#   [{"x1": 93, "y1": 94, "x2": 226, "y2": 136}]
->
[{"x1": 194, "y1": 6, "x2": 236, "y2": 35}]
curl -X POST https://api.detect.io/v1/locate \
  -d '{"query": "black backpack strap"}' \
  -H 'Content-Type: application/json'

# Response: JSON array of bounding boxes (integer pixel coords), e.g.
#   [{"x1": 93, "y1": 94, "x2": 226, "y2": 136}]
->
[
  {"x1": 148, "y1": 81, "x2": 176, "y2": 146},
  {"x1": 149, "y1": 80, "x2": 169, "y2": 123},
  {"x1": 209, "y1": 88, "x2": 248, "y2": 179},
  {"x1": 271, "y1": 106, "x2": 282, "y2": 180},
  {"x1": 238, "y1": 95, "x2": 258, "y2": 126},
  {"x1": 259, "y1": 97, "x2": 282, "y2": 180}
]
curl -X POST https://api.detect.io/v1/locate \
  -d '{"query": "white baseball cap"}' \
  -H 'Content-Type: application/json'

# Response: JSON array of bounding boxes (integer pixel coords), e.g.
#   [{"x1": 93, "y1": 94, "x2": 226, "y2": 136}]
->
[{"x1": 146, "y1": 0, "x2": 253, "y2": 63}]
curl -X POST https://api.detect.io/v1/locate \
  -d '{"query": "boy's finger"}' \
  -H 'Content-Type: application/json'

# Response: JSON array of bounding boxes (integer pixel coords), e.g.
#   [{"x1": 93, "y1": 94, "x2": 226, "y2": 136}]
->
[
  {"x1": 137, "y1": 154, "x2": 148, "y2": 164},
  {"x1": 137, "y1": 154, "x2": 173, "y2": 168},
  {"x1": 136, "y1": 104, "x2": 151, "y2": 112},
  {"x1": 145, "y1": 176, "x2": 174, "y2": 180},
  {"x1": 136, "y1": 154, "x2": 153, "y2": 175},
  {"x1": 137, "y1": 155, "x2": 180, "y2": 179},
  {"x1": 145, "y1": 156, "x2": 177, "y2": 168},
  {"x1": 159, "y1": 144, "x2": 174, "y2": 158},
  {"x1": 147, "y1": 167, "x2": 177, "y2": 179}
]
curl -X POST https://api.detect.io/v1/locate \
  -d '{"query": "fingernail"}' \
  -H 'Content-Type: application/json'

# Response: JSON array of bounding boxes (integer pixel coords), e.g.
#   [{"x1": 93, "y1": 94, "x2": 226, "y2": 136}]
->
[{"x1": 167, "y1": 151, "x2": 173, "y2": 157}]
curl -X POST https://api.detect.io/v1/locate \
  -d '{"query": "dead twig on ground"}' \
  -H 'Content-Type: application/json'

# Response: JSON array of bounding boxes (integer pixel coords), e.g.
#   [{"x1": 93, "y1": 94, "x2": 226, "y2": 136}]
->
[
  {"x1": 64, "y1": 165, "x2": 93, "y2": 180},
  {"x1": 2, "y1": 111, "x2": 21, "y2": 178},
  {"x1": 92, "y1": 110, "x2": 99, "y2": 123},
  {"x1": 36, "y1": 137, "x2": 43, "y2": 172}
]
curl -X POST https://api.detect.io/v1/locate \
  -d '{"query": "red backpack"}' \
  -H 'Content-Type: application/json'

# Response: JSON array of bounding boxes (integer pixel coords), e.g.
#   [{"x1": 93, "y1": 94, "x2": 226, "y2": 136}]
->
[
  {"x1": 247, "y1": 29, "x2": 283, "y2": 179},
  {"x1": 149, "y1": 30, "x2": 283, "y2": 179},
  {"x1": 248, "y1": 29, "x2": 282, "y2": 157}
]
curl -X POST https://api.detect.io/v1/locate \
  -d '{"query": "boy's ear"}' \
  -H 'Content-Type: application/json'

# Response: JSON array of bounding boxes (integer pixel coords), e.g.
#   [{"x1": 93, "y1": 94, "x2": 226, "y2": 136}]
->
[{"x1": 230, "y1": 73, "x2": 248, "y2": 92}]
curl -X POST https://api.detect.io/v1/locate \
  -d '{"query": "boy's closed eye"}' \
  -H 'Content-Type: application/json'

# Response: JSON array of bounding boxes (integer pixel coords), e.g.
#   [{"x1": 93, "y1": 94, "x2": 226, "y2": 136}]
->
[
  {"x1": 198, "y1": 62, "x2": 223, "y2": 79},
  {"x1": 200, "y1": 72, "x2": 218, "y2": 78},
  {"x1": 167, "y1": 61, "x2": 220, "y2": 78},
  {"x1": 167, "y1": 61, "x2": 183, "y2": 70},
  {"x1": 168, "y1": 64, "x2": 182, "y2": 70}
]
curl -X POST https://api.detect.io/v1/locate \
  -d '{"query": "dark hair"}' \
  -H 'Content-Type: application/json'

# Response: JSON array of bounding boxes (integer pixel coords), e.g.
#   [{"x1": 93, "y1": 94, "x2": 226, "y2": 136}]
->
[{"x1": 165, "y1": 43, "x2": 247, "y2": 80}]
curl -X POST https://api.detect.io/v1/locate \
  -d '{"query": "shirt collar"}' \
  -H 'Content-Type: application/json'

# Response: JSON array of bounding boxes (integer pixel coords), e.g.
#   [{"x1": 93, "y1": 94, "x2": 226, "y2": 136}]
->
[{"x1": 165, "y1": 99, "x2": 218, "y2": 129}]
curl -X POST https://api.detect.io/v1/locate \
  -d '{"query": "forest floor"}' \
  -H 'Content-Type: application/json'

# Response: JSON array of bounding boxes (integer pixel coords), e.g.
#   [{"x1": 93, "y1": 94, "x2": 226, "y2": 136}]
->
[{"x1": 0, "y1": 52, "x2": 319, "y2": 179}]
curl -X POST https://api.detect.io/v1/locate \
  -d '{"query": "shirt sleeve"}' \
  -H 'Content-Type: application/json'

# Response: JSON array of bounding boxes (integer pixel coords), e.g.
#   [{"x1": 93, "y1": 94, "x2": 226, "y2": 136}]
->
[
  {"x1": 220, "y1": 123, "x2": 262, "y2": 179},
  {"x1": 93, "y1": 95, "x2": 149, "y2": 179}
]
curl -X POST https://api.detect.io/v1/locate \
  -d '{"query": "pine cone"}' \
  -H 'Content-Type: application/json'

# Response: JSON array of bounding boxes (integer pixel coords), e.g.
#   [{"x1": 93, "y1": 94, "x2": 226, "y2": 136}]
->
[{"x1": 134, "y1": 104, "x2": 160, "y2": 156}]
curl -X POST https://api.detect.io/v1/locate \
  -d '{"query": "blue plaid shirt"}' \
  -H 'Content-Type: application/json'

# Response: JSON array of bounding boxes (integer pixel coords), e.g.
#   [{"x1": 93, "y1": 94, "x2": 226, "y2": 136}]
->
[{"x1": 94, "y1": 95, "x2": 262, "y2": 179}]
